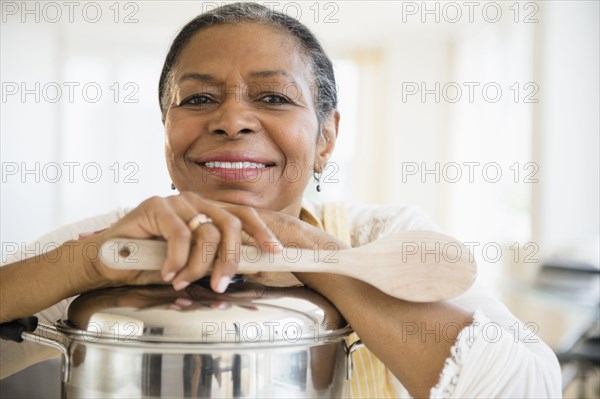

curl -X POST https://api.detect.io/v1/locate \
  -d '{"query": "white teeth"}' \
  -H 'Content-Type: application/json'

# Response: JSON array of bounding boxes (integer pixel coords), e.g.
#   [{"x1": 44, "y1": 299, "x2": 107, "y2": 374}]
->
[{"x1": 203, "y1": 161, "x2": 267, "y2": 169}]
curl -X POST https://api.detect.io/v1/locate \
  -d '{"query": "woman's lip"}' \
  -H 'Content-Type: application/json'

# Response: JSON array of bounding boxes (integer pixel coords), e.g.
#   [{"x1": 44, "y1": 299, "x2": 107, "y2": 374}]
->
[
  {"x1": 194, "y1": 152, "x2": 277, "y2": 165},
  {"x1": 195, "y1": 163, "x2": 274, "y2": 183}
]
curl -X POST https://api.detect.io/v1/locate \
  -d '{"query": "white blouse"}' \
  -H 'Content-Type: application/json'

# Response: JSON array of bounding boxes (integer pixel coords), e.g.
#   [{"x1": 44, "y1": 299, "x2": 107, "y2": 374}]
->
[
  {"x1": 0, "y1": 200, "x2": 562, "y2": 397},
  {"x1": 304, "y1": 200, "x2": 562, "y2": 398}
]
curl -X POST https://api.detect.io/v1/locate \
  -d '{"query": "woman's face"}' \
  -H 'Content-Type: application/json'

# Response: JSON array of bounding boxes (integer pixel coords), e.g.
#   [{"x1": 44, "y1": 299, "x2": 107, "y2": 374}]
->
[{"x1": 164, "y1": 23, "x2": 337, "y2": 216}]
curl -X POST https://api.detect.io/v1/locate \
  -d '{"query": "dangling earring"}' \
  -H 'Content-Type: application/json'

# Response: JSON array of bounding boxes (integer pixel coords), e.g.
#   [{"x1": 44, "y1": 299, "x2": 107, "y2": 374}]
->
[
  {"x1": 170, "y1": 183, "x2": 176, "y2": 190},
  {"x1": 313, "y1": 169, "x2": 322, "y2": 192}
]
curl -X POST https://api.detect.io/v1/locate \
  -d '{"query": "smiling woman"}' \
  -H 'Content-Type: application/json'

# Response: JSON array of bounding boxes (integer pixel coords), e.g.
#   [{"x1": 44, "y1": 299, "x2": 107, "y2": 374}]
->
[
  {"x1": 162, "y1": 21, "x2": 332, "y2": 213},
  {"x1": 0, "y1": 2, "x2": 561, "y2": 398}
]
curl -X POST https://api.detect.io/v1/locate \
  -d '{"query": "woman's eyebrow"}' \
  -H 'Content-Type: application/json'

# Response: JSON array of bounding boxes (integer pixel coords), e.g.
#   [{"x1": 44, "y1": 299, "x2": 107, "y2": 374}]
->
[
  {"x1": 247, "y1": 70, "x2": 293, "y2": 80},
  {"x1": 177, "y1": 70, "x2": 294, "y2": 85},
  {"x1": 178, "y1": 72, "x2": 215, "y2": 84}
]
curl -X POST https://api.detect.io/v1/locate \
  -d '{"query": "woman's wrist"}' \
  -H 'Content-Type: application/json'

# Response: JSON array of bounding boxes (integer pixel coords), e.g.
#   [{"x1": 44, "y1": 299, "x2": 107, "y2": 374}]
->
[
  {"x1": 294, "y1": 272, "x2": 362, "y2": 302},
  {"x1": 64, "y1": 238, "x2": 112, "y2": 295}
]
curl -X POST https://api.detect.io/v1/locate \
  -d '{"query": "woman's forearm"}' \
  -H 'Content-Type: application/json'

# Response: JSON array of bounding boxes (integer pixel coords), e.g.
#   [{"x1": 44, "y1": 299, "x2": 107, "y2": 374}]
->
[
  {"x1": 298, "y1": 272, "x2": 472, "y2": 398},
  {"x1": 259, "y1": 213, "x2": 473, "y2": 398},
  {"x1": 0, "y1": 197, "x2": 289, "y2": 324},
  {"x1": 0, "y1": 240, "x2": 105, "y2": 323}
]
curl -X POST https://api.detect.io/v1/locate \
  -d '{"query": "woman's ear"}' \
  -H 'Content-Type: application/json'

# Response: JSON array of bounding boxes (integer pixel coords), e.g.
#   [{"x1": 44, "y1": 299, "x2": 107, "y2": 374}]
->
[{"x1": 314, "y1": 111, "x2": 340, "y2": 171}]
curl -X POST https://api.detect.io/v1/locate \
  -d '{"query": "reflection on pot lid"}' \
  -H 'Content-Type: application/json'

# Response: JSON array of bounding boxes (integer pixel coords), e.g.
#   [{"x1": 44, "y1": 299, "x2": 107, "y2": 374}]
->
[{"x1": 62, "y1": 282, "x2": 350, "y2": 344}]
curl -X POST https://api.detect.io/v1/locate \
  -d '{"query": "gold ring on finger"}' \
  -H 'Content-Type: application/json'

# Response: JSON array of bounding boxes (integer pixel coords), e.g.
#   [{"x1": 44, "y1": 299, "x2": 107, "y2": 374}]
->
[{"x1": 187, "y1": 213, "x2": 213, "y2": 232}]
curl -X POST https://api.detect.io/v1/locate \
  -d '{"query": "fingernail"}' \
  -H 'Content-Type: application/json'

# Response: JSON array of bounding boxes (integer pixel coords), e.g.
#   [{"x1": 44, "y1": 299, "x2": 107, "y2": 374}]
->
[
  {"x1": 163, "y1": 272, "x2": 176, "y2": 282},
  {"x1": 173, "y1": 281, "x2": 190, "y2": 291},
  {"x1": 216, "y1": 276, "x2": 231, "y2": 293},
  {"x1": 175, "y1": 298, "x2": 193, "y2": 307},
  {"x1": 169, "y1": 304, "x2": 182, "y2": 311},
  {"x1": 78, "y1": 231, "x2": 94, "y2": 239}
]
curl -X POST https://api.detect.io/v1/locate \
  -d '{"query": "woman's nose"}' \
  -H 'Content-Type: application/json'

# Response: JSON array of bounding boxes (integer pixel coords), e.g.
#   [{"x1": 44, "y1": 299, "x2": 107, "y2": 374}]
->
[{"x1": 207, "y1": 96, "x2": 260, "y2": 138}]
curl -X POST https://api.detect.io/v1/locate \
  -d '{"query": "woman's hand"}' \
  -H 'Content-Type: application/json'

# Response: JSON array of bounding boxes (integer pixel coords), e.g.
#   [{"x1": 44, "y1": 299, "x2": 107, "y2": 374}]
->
[
  {"x1": 243, "y1": 208, "x2": 352, "y2": 289},
  {"x1": 83, "y1": 192, "x2": 282, "y2": 293},
  {"x1": 252, "y1": 208, "x2": 334, "y2": 248}
]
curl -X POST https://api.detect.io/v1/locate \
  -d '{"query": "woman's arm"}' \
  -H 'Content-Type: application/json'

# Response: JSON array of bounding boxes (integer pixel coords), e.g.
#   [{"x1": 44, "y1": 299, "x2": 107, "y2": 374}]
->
[
  {"x1": 0, "y1": 236, "x2": 171, "y2": 324},
  {"x1": 301, "y1": 274, "x2": 472, "y2": 398},
  {"x1": 257, "y1": 209, "x2": 472, "y2": 398},
  {"x1": 1, "y1": 193, "x2": 280, "y2": 324},
  {"x1": 0, "y1": 240, "x2": 108, "y2": 324}
]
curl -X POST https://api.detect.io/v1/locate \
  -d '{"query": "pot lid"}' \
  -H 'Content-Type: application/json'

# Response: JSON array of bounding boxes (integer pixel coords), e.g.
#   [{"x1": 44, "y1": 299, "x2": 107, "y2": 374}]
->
[{"x1": 63, "y1": 281, "x2": 349, "y2": 345}]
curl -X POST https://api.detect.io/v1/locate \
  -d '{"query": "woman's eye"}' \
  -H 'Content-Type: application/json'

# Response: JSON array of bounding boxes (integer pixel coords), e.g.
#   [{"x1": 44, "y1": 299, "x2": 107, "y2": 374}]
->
[
  {"x1": 179, "y1": 94, "x2": 214, "y2": 106},
  {"x1": 260, "y1": 94, "x2": 290, "y2": 104}
]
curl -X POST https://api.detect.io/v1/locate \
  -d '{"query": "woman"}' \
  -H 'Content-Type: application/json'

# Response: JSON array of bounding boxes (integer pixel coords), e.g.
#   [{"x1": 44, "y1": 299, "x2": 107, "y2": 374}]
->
[{"x1": 0, "y1": 3, "x2": 560, "y2": 397}]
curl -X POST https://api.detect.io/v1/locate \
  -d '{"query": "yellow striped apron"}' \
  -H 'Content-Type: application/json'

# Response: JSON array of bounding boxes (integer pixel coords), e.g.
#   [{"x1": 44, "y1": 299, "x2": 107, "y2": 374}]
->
[{"x1": 300, "y1": 202, "x2": 399, "y2": 398}]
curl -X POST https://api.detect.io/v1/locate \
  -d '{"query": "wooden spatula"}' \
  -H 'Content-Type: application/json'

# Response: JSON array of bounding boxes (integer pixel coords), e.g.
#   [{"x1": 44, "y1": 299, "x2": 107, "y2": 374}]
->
[{"x1": 100, "y1": 231, "x2": 477, "y2": 302}]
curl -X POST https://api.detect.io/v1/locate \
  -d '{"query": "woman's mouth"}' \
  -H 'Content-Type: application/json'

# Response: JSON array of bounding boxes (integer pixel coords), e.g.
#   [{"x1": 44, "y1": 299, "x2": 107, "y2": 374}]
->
[
  {"x1": 201, "y1": 161, "x2": 271, "y2": 169},
  {"x1": 195, "y1": 161, "x2": 276, "y2": 183}
]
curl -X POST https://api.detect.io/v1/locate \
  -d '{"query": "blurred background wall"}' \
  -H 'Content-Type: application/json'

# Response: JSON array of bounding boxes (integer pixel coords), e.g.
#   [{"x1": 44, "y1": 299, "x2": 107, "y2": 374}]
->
[
  {"x1": 1, "y1": 1, "x2": 599, "y2": 396},
  {"x1": 1, "y1": 1, "x2": 598, "y2": 285}
]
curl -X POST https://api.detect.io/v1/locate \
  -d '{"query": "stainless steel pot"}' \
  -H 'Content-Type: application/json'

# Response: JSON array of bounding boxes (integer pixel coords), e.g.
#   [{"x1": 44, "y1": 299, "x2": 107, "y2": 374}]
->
[{"x1": 2, "y1": 281, "x2": 363, "y2": 398}]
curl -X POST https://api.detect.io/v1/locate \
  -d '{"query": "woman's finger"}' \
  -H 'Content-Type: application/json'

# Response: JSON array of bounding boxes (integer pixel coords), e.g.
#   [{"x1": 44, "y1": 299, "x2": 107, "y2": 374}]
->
[
  {"x1": 159, "y1": 194, "x2": 238, "y2": 289},
  {"x1": 146, "y1": 197, "x2": 200, "y2": 283},
  {"x1": 176, "y1": 193, "x2": 248, "y2": 293},
  {"x1": 181, "y1": 192, "x2": 282, "y2": 252},
  {"x1": 226, "y1": 207, "x2": 283, "y2": 252},
  {"x1": 206, "y1": 209, "x2": 245, "y2": 293},
  {"x1": 106, "y1": 192, "x2": 284, "y2": 294},
  {"x1": 126, "y1": 197, "x2": 194, "y2": 281},
  {"x1": 172, "y1": 222, "x2": 221, "y2": 291}
]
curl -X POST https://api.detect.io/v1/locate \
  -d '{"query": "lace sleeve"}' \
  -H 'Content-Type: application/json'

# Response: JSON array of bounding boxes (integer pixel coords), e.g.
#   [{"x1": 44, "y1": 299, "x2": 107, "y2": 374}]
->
[
  {"x1": 429, "y1": 305, "x2": 561, "y2": 398},
  {"x1": 347, "y1": 203, "x2": 443, "y2": 247},
  {"x1": 429, "y1": 308, "x2": 488, "y2": 398},
  {"x1": 341, "y1": 201, "x2": 561, "y2": 398}
]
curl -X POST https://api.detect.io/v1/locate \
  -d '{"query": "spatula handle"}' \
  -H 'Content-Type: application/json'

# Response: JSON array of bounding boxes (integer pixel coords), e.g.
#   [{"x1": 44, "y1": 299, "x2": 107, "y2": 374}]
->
[
  {"x1": 99, "y1": 238, "x2": 336, "y2": 273},
  {"x1": 100, "y1": 232, "x2": 477, "y2": 303}
]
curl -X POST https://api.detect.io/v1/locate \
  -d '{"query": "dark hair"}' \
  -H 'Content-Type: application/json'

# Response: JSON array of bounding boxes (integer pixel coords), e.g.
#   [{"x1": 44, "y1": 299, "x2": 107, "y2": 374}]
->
[{"x1": 158, "y1": 2, "x2": 337, "y2": 123}]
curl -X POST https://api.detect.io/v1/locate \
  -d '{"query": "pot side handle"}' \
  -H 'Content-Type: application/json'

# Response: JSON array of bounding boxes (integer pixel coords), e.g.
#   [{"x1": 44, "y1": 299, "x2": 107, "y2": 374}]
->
[
  {"x1": 0, "y1": 316, "x2": 70, "y2": 383},
  {"x1": 345, "y1": 339, "x2": 365, "y2": 380},
  {"x1": 0, "y1": 316, "x2": 38, "y2": 342}
]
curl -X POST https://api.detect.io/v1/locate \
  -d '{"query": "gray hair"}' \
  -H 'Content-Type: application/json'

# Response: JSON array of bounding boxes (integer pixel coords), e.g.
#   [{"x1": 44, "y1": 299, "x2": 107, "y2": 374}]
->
[{"x1": 158, "y1": 2, "x2": 338, "y2": 123}]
